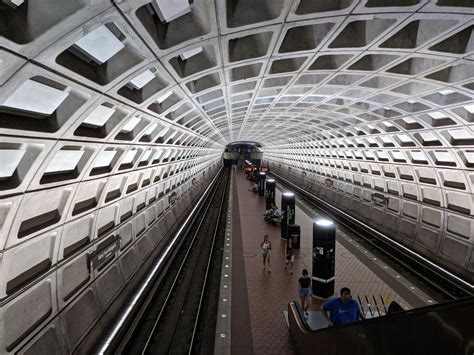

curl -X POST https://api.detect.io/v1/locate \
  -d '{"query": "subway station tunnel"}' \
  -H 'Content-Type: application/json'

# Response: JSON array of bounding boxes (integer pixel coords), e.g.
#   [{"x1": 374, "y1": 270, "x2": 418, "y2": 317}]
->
[{"x1": 0, "y1": 0, "x2": 473, "y2": 354}]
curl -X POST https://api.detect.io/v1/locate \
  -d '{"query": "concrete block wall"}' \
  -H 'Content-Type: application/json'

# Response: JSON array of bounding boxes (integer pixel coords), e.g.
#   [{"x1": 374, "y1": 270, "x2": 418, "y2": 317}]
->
[
  {"x1": 1, "y1": 3, "x2": 225, "y2": 352},
  {"x1": 0, "y1": 159, "x2": 220, "y2": 353}
]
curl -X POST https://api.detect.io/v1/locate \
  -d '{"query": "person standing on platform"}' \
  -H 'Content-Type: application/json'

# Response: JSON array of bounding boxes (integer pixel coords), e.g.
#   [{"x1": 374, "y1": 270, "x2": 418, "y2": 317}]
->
[
  {"x1": 298, "y1": 269, "x2": 312, "y2": 317},
  {"x1": 320, "y1": 287, "x2": 364, "y2": 327},
  {"x1": 260, "y1": 235, "x2": 272, "y2": 273},
  {"x1": 285, "y1": 238, "x2": 294, "y2": 275}
]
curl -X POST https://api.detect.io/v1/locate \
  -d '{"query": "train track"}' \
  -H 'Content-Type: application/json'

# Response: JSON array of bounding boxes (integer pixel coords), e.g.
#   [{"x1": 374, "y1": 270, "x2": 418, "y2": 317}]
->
[
  {"x1": 271, "y1": 171, "x2": 473, "y2": 301},
  {"x1": 113, "y1": 168, "x2": 229, "y2": 354}
]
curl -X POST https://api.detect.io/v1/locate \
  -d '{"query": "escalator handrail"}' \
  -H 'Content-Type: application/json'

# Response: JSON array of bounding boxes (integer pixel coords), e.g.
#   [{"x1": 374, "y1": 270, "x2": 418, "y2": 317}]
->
[{"x1": 289, "y1": 295, "x2": 474, "y2": 334}]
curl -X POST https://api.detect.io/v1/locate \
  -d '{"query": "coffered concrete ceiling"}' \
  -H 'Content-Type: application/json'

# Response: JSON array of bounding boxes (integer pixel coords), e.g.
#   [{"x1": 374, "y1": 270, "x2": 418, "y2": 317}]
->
[{"x1": 0, "y1": 1, "x2": 473, "y2": 353}]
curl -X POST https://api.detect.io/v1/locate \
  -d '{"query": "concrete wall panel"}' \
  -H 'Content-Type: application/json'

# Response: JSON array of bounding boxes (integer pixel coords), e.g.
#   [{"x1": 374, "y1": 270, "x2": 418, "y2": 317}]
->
[
  {"x1": 61, "y1": 286, "x2": 101, "y2": 350},
  {"x1": 17, "y1": 318, "x2": 68, "y2": 355},
  {"x1": 1, "y1": 277, "x2": 57, "y2": 352},
  {"x1": 95, "y1": 264, "x2": 124, "y2": 310}
]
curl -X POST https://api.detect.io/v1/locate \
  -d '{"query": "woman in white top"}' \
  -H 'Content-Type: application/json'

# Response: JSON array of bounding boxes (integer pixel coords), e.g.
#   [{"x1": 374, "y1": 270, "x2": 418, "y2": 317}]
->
[{"x1": 260, "y1": 235, "x2": 272, "y2": 273}]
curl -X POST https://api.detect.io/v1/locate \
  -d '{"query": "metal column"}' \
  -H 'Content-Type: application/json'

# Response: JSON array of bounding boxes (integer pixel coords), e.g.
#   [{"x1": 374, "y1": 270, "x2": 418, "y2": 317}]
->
[
  {"x1": 258, "y1": 172, "x2": 266, "y2": 196},
  {"x1": 312, "y1": 219, "x2": 336, "y2": 299},
  {"x1": 281, "y1": 192, "x2": 295, "y2": 240},
  {"x1": 265, "y1": 179, "x2": 276, "y2": 209}
]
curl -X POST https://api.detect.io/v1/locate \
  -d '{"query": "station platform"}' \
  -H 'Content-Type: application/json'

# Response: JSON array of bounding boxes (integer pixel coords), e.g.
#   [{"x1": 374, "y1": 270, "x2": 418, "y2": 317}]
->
[{"x1": 220, "y1": 169, "x2": 431, "y2": 354}]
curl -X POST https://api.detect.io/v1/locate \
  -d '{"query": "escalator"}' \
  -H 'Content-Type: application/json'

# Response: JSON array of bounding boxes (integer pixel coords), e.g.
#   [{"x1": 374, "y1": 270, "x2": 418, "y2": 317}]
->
[{"x1": 288, "y1": 296, "x2": 474, "y2": 355}]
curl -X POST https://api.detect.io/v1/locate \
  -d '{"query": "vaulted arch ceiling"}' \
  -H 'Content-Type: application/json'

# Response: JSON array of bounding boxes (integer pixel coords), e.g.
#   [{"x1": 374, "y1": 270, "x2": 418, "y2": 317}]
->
[
  {"x1": 1, "y1": 1, "x2": 473, "y2": 149},
  {"x1": 0, "y1": 1, "x2": 473, "y2": 269},
  {"x1": 0, "y1": 1, "x2": 474, "y2": 353},
  {"x1": 0, "y1": 0, "x2": 473, "y2": 264}
]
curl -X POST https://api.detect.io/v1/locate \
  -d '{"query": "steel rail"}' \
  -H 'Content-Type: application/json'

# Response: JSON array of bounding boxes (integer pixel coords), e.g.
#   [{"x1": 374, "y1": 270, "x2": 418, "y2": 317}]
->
[
  {"x1": 188, "y1": 171, "x2": 229, "y2": 354},
  {"x1": 98, "y1": 167, "x2": 223, "y2": 354},
  {"x1": 140, "y1": 171, "x2": 227, "y2": 354}
]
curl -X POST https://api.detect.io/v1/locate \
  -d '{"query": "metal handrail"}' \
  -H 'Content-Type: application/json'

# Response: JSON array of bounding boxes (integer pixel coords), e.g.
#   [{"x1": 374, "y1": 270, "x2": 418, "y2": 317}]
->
[{"x1": 288, "y1": 296, "x2": 474, "y2": 355}]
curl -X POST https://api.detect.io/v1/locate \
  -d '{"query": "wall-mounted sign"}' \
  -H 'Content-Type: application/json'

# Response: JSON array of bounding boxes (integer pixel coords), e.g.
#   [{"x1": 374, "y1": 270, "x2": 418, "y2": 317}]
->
[
  {"x1": 371, "y1": 193, "x2": 387, "y2": 206},
  {"x1": 265, "y1": 189, "x2": 275, "y2": 199},
  {"x1": 90, "y1": 237, "x2": 120, "y2": 271}
]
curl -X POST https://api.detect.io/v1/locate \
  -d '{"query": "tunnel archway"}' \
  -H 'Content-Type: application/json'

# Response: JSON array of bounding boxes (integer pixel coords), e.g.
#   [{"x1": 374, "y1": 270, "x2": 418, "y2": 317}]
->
[{"x1": 0, "y1": 1, "x2": 473, "y2": 353}]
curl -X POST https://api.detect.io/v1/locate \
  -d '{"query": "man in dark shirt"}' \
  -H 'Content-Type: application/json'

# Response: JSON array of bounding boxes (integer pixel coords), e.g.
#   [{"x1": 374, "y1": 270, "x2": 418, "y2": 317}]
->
[{"x1": 320, "y1": 287, "x2": 364, "y2": 327}]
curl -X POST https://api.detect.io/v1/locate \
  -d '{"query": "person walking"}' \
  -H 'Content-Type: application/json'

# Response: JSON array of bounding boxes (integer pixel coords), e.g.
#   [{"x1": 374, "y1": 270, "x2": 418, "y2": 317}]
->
[
  {"x1": 298, "y1": 269, "x2": 312, "y2": 317},
  {"x1": 320, "y1": 287, "x2": 364, "y2": 327},
  {"x1": 260, "y1": 235, "x2": 272, "y2": 273},
  {"x1": 285, "y1": 238, "x2": 294, "y2": 274}
]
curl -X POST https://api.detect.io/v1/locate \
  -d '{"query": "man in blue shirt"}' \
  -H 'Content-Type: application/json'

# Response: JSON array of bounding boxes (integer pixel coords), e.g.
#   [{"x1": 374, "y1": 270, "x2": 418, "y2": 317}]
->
[{"x1": 320, "y1": 287, "x2": 364, "y2": 327}]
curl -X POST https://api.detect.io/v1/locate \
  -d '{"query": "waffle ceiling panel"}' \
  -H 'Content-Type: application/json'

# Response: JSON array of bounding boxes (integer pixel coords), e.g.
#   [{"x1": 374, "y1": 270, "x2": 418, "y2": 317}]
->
[{"x1": 0, "y1": 1, "x2": 474, "y2": 353}]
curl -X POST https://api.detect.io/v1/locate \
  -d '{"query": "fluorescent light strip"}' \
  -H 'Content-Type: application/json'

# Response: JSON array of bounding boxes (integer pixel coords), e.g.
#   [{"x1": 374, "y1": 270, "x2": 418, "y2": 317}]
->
[
  {"x1": 315, "y1": 219, "x2": 334, "y2": 227},
  {"x1": 272, "y1": 172, "x2": 474, "y2": 290},
  {"x1": 98, "y1": 167, "x2": 223, "y2": 354}
]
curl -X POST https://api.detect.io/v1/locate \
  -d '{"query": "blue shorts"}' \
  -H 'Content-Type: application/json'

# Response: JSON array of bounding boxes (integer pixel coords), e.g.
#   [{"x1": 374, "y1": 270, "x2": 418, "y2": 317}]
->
[{"x1": 300, "y1": 288, "x2": 311, "y2": 298}]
